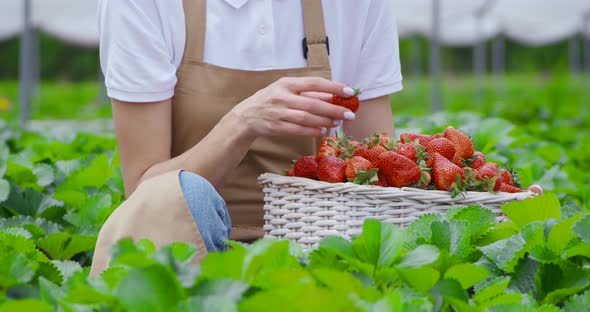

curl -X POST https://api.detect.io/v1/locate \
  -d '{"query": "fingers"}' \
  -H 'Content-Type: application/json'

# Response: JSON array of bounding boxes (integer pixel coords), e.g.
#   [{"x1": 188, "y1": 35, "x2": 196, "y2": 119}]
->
[
  {"x1": 283, "y1": 93, "x2": 356, "y2": 121},
  {"x1": 271, "y1": 121, "x2": 324, "y2": 137},
  {"x1": 279, "y1": 108, "x2": 339, "y2": 129},
  {"x1": 279, "y1": 77, "x2": 355, "y2": 98},
  {"x1": 300, "y1": 91, "x2": 333, "y2": 102}
]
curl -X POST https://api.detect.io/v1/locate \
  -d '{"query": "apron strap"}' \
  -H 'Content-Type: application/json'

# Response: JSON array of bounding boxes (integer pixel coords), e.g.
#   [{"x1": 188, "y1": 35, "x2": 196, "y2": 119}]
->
[
  {"x1": 182, "y1": 0, "x2": 207, "y2": 61},
  {"x1": 182, "y1": 0, "x2": 329, "y2": 68},
  {"x1": 301, "y1": 0, "x2": 330, "y2": 67}
]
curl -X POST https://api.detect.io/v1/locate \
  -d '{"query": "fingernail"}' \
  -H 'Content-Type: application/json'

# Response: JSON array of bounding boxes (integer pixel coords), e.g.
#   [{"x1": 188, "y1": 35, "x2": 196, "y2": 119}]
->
[
  {"x1": 333, "y1": 120, "x2": 342, "y2": 126},
  {"x1": 343, "y1": 87, "x2": 355, "y2": 97},
  {"x1": 321, "y1": 127, "x2": 327, "y2": 135},
  {"x1": 343, "y1": 111, "x2": 356, "y2": 120}
]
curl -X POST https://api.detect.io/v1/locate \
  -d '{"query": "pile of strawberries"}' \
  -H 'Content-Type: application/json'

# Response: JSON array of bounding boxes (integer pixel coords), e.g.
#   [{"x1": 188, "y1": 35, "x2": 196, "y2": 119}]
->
[{"x1": 284, "y1": 126, "x2": 528, "y2": 197}]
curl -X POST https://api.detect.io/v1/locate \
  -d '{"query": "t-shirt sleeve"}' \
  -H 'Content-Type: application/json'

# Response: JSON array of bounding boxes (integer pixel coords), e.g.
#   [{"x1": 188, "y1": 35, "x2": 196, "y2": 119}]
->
[
  {"x1": 354, "y1": 0, "x2": 403, "y2": 101},
  {"x1": 98, "y1": 0, "x2": 179, "y2": 102}
]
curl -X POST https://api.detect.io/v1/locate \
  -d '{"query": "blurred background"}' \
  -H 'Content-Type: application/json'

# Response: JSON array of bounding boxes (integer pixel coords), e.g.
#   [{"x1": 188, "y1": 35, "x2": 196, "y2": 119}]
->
[{"x1": 0, "y1": 0, "x2": 588, "y2": 125}]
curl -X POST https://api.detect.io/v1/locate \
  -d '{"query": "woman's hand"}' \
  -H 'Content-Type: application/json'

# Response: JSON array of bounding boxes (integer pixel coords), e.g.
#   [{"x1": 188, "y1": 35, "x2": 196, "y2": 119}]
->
[{"x1": 230, "y1": 77, "x2": 357, "y2": 139}]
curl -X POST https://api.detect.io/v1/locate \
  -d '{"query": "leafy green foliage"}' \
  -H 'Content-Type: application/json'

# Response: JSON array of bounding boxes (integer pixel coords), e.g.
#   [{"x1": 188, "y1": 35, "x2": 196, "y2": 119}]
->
[{"x1": 2, "y1": 94, "x2": 590, "y2": 311}]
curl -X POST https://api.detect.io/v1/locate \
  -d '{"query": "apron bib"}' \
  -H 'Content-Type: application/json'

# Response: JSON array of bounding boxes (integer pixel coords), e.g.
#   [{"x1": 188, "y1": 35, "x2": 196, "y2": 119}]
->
[{"x1": 91, "y1": 0, "x2": 331, "y2": 276}]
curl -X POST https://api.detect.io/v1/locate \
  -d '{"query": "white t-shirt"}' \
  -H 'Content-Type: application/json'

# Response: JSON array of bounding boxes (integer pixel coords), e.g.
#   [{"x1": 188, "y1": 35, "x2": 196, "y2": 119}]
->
[{"x1": 97, "y1": 0, "x2": 403, "y2": 103}]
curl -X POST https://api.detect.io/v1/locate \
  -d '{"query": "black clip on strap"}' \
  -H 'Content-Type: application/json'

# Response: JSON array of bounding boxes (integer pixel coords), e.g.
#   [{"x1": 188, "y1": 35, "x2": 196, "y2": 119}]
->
[{"x1": 302, "y1": 37, "x2": 330, "y2": 59}]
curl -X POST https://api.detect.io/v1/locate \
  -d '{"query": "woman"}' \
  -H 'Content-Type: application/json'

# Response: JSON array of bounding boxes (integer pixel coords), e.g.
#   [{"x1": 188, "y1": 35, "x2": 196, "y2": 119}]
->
[{"x1": 90, "y1": 0, "x2": 403, "y2": 275}]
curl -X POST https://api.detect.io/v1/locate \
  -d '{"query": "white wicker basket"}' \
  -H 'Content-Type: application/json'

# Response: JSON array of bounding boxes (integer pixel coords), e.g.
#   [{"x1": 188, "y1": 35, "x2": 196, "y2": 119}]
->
[{"x1": 258, "y1": 173, "x2": 537, "y2": 250}]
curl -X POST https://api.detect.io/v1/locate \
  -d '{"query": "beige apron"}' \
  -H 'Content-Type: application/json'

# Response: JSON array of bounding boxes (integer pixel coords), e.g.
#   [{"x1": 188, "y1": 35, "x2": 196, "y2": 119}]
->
[{"x1": 90, "y1": 0, "x2": 331, "y2": 276}]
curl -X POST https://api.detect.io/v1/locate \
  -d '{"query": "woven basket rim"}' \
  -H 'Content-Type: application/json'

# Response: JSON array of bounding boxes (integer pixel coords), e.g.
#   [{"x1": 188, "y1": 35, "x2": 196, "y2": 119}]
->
[{"x1": 258, "y1": 172, "x2": 537, "y2": 201}]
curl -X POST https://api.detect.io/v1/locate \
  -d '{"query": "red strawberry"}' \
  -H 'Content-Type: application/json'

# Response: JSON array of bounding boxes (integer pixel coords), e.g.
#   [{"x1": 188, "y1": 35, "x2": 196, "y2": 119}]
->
[
  {"x1": 317, "y1": 156, "x2": 347, "y2": 183},
  {"x1": 452, "y1": 153, "x2": 463, "y2": 167},
  {"x1": 431, "y1": 153, "x2": 465, "y2": 191},
  {"x1": 376, "y1": 171, "x2": 389, "y2": 187},
  {"x1": 317, "y1": 136, "x2": 341, "y2": 161},
  {"x1": 425, "y1": 138, "x2": 456, "y2": 167},
  {"x1": 433, "y1": 133, "x2": 444, "y2": 139},
  {"x1": 293, "y1": 155, "x2": 318, "y2": 179},
  {"x1": 496, "y1": 182, "x2": 525, "y2": 193},
  {"x1": 399, "y1": 133, "x2": 434, "y2": 147},
  {"x1": 354, "y1": 144, "x2": 387, "y2": 165},
  {"x1": 376, "y1": 151, "x2": 422, "y2": 187},
  {"x1": 396, "y1": 143, "x2": 418, "y2": 162},
  {"x1": 285, "y1": 169, "x2": 295, "y2": 176},
  {"x1": 345, "y1": 156, "x2": 373, "y2": 181},
  {"x1": 469, "y1": 151, "x2": 486, "y2": 169},
  {"x1": 498, "y1": 168, "x2": 514, "y2": 186},
  {"x1": 330, "y1": 88, "x2": 361, "y2": 112},
  {"x1": 444, "y1": 126, "x2": 475, "y2": 159},
  {"x1": 377, "y1": 133, "x2": 392, "y2": 148},
  {"x1": 477, "y1": 162, "x2": 499, "y2": 179}
]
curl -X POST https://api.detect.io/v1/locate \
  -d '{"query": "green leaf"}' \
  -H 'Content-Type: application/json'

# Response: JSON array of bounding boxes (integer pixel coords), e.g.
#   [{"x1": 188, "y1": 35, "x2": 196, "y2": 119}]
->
[
  {"x1": 473, "y1": 276, "x2": 511, "y2": 305},
  {"x1": 352, "y1": 219, "x2": 406, "y2": 269},
  {"x1": 312, "y1": 268, "x2": 362, "y2": 294},
  {"x1": 397, "y1": 245, "x2": 439, "y2": 268},
  {"x1": 181, "y1": 295, "x2": 238, "y2": 312},
  {"x1": 0, "y1": 178, "x2": 9, "y2": 202},
  {"x1": 37, "y1": 232, "x2": 97, "y2": 260},
  {"x1": 562, "y1": 240, "x2": 590, "y2": 259},
  {"x1": 564, "y1": 290, "x2": 590, "y2": 312},
  {"x1": 63, "y1": 192, "x2": 114, "y2": 235},
  {"x1": 0, "y1": 215, "x2": 62, "y2": 238},
  {"x1": 398, "y1": 267, "x2": 440, "y2": 293},
  {"x1": 446, "y1": 206, "x2": 496, "y2": 241},
  {"x1": 242, "y1": 240, "x2": 301, "y2": 286},
  {"x1": 38, "y1": 277, "x2": 67, "y2": 307},
  {"x1": 191, "y1": 278, "x2": 249, "y2": 303},
  {"x1": 318, "y1": 236, "x2": 355, "y2": 260},
  {"x1": 238, "y1": 283, "x2": 353, "y2": 312},
  {"x1": 502, "y1": 194, "x2": 562, "y2": 229},
  {"x1": 561, "y1": 197, "x2": 582, "y2": 219},
  {"x1": 573, "y1": 213, "x2": 590, "y2": 244},
  {"x1": 0, "y1": 299, "x2": 52, "y2": 312},
  {"x1": 430, "y1": 279, "x2": 469, "y2": 307},
  {"x1": 0, "y1": 227, "x2": 32, "y2": 239},
  {"x1": 480, "y1": 293, "x2": 524, "y2": 309},
  {"x1": 479, "y1": 234, "x2": 527, "y2": 273},
  {"x1": 536, "y1": 262, "x2": 590, "y2": 304},
  {"x1": 53, "y1": 260, "x2": 83, "y2": 283},
  {"x1": 56, "y1": 154, "x2": 111, "y2": 192},
  {"x1": 476, "y1": 221, "x2": 519, "y2": 246},
  {"x1": 547, "y1": 214, "x2": 583, "y2": 254},
  {"x1": 115, "y1": 265, "x2": 184, "y2": 312},
  {"x1": 508, "y1": 257, "x2": 539, "y2": 297},
  {"x1": 2, "y1": 186, "x2": 63, "y2": 217},
  {"x1": 444, "y1": 263, "x2": 489, "y2": 289},
  {"x1": 430, "y1": 221, "x2": 472, "y2": 261},
  {"x1": 407, "y1": 213, "x2": 444, "y2": 246},
  {"x1": 0, "y1": 253, "x2": 36, "y2": 288},
  {"x1": 32, "y1": 163, "x2": 54, "y2": 187},
  {"x1": 200, "y1": 247, "x2": 246, "y2": 281}
]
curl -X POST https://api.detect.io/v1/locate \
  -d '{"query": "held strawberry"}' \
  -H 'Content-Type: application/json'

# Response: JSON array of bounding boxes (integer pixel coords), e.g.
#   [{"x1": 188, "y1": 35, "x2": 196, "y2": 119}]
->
[
  {"x1": 317, "y1": 156, "x2": 347, "y2": 183},
  {"x1": 293, "y1": 155, "x2": 318, "y2": 180},
  {"x1": 330, "y1": 88, "x2": 361, "y2": 112}
]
